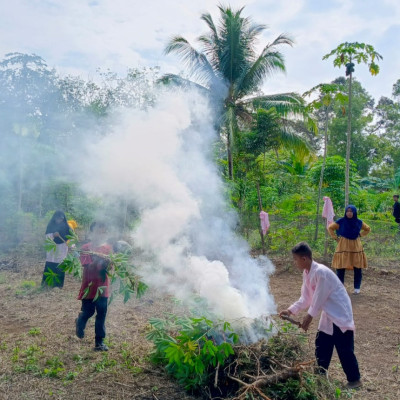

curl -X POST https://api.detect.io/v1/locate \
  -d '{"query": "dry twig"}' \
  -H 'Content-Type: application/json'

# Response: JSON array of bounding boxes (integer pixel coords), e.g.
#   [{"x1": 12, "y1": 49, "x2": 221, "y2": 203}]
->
[
  {"x1": 228, "y1": 359, "x2": 315, "y2": 400},
  {"x1": 280, "y1": 314, "x2": 302, "y2": 328},
  {"x1": 214, "y1": 362, "x2": 220, "y2": 388}
]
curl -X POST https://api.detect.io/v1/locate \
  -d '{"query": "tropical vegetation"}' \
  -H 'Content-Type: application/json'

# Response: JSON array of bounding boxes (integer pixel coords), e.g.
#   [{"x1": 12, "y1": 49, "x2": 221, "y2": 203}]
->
[{"x1": 0, "y1": 5, "x2": 400, "y2": 400}]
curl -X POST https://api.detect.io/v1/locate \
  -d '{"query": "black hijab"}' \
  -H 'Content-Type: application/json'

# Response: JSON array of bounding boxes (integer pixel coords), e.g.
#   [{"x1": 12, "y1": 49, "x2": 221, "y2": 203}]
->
[
  {"x1": 336, "y1": 205, "x2": 363, "y2": 240},
  {"x1": 45, "y1": 210, "x2": 71, "y2": 244}
]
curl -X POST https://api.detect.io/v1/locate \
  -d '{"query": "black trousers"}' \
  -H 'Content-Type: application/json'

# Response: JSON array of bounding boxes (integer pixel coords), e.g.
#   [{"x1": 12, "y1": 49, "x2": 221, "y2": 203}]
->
[
  {"x1": 315, "y1": 324, "x2": 360, "y2": 382},
  {"x1": 336, "y1": 267, "x2": 362, "y2": 289},
  {"x1": 41, "y1": 262, "x2": 65, "y2": 288},
  {"x1": 76, "y1": 297, "x2": 108, "y2": 345}
]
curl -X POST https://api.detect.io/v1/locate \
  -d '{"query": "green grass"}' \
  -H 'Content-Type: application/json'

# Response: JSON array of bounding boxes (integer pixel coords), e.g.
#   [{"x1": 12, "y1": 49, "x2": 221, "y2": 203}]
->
[
  {"x1": 28, "y1": 327, "x2": 41, "y2": 336},
  {"x1": 15, "y1": 280, "x2": 39, "y2": 296}
]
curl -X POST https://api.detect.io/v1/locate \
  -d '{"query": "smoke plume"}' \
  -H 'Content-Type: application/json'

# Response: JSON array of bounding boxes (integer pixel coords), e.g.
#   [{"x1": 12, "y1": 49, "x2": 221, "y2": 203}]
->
[{"x1": 81, "y1": 89, "x2": 276, "y2": 324}]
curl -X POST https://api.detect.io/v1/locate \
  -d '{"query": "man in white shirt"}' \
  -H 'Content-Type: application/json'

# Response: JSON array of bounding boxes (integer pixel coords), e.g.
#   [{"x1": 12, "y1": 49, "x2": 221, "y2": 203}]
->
[{"x1": 280, "y1": 242, "x2": 362, "y2": 389}]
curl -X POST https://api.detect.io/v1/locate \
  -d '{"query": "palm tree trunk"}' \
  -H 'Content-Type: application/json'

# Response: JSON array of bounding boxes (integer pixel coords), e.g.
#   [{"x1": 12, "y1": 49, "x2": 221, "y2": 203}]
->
[
  {"x1": 345, "y1": 72, "x2": 352, "y2": 206},
  {"x1": 314, "y1": 108, "x2": 329, "y2": 241},
  {"x1": 263, "y1": 151, "x2": 266, "y2": 171},
  {"x1": 227, "y1": 119, "x2": 234, "y2": 180}
]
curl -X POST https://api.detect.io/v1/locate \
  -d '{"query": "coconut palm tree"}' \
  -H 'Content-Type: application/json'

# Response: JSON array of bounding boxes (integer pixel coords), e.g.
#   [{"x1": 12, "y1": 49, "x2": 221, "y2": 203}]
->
[{"x1": 162, "y1": 5, "x2": 313, "y2": 179}]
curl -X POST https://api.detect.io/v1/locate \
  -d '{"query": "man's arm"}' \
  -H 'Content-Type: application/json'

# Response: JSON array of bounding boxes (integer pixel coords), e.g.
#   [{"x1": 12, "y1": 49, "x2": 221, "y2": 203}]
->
[
  {"x1": 298, "y1": 270, "x2": 334, "y2": 332},
  {"x1": 301, "y1": 314, "x2": 313, "y2": 331},
  {"x1": 280, "y1": 273, "x2": 312, "y2": 320},
  {"x1": 287, "y1": 280, "x2": 312, "y2": 315}
]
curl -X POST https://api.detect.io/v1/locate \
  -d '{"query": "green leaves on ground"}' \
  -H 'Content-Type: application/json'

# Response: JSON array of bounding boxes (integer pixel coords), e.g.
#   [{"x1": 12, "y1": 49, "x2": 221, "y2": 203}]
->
[{"x1": 146, "y1": 315, "x2": 237, "y2": 390}]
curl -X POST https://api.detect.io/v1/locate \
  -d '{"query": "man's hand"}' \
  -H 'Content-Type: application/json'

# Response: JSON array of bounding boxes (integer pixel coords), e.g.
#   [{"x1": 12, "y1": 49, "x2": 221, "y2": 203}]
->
[
  {"x1": 53, "y1": 232, "x2": 60, "y2": 238},
  {"x1": 279, "y1": 309, "x2": 292, "y2": 318},
  {"x1": 301, "y1": 314, "x2": 313, "y2": 331}
]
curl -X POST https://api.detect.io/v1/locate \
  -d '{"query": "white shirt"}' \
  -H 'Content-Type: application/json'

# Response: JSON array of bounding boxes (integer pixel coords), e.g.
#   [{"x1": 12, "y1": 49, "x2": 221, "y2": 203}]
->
[
  {"x1": 288, "y1": 260, "x2": 355, "y2": 335},
  {"x1": 45, "y1": 233, "x2": 68, "y2": 264}
]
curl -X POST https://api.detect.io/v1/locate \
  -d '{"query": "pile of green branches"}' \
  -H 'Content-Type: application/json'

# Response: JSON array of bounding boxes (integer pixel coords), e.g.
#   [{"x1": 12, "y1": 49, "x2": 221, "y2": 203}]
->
[{"x1": 146, "y1": 316, "x2": 346, "y2": 399}]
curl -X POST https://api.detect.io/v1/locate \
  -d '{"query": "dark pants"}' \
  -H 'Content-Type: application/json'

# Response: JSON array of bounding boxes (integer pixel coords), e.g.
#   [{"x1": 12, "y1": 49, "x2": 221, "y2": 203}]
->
[
  {"x1": 336, "y1": 267, "x2": 362, "y2": 289},
  {"x1": 41, "y1": 262, "x2": 65, "y2": 288},
  {"x1": 76, "y1": 297, "x2": 108, "y2": 345},
  {"x1": 315, "y1": 324, "x2": 360, "y2": 382}
]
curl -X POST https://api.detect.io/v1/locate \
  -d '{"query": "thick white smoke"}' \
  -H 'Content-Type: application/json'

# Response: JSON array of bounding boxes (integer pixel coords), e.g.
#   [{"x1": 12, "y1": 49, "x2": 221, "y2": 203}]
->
[{"x1": 81, "y1": 90, "x2": 276, "y2": 323}]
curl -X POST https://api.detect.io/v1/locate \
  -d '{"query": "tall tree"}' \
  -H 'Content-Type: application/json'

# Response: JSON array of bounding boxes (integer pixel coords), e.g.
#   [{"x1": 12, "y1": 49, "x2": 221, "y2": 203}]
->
[
  {"x1": 372, "y1": 85, "x2": 400, "y2": 176},
  {"x1": 162, "y1": 5, "x2": 310, "y2": 179},
  {"x1": 328, "y1": 78, "x2": 375, "y2": 177},
  {"x1": 323, "y1": 42, "x2": 382, "y2": 205},
  {"x1": 0, "y1": 53, "x2": 62, "y2": 213},
  {"x1": 304, "y1": 83, "x2": 347, "y2": 239}
]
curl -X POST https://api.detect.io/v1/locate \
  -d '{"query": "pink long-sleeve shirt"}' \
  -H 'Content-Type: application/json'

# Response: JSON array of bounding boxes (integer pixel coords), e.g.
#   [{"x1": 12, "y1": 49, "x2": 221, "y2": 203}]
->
[{"x1": 288, "y1": 261, "x2": 355, "y2": 335}]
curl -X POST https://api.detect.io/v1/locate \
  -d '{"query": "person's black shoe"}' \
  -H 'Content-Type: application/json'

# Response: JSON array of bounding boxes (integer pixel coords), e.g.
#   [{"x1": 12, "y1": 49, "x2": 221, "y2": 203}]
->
[
  {"x1": 75, "y1": 318, "x2": 84, "y2": 339},
  {"x1": 345, "y1": 380, "x2": 362, "y2": 389},
  {"x1": 94, "y1": 343, "x2": 109, "y2": 352}
]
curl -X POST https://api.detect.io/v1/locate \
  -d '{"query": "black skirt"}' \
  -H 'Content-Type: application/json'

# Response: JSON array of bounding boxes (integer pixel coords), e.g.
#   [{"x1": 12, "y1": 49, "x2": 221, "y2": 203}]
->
[{"x1": 41, "y1": 262, "x2": 65, "y2": 288}]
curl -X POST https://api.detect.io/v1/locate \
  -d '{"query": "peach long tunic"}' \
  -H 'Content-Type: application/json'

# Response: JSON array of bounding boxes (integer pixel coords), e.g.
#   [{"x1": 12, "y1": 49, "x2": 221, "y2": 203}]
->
[{"x1": 328, "y1": 221, "x2": 371, "y2": 270}]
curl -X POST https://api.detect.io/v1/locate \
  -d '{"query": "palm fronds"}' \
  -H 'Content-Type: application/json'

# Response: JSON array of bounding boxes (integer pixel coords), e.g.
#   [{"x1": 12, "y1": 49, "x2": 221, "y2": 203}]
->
[
  {"x1": 156, "y1": 73, "x2": 209, "y2": 94},
  {"x1": 236, "y1": 34, "x2": 294, "y2": 98},
  {"x1": 164, "y1": 36, "x2": 217, "y2": 87}
]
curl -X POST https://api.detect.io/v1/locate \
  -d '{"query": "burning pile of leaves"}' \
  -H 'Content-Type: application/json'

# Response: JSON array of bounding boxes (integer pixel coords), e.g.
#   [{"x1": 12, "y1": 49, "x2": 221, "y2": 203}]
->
[{"x1": 146, "y1": 315, "x2": 339, "y2": 400}]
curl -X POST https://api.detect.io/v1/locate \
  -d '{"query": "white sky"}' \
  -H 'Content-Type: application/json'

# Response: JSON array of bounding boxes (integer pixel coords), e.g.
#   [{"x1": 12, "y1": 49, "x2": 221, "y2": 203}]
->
[{"x1": 1, "y1": 0, "x2": 399, "y2": 102}]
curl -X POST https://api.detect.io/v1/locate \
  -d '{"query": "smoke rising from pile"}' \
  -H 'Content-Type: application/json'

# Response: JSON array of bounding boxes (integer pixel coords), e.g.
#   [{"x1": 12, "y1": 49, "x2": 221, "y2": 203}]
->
[{"x1": 82, "y1": 90, "x2": 276, "y2": 323}]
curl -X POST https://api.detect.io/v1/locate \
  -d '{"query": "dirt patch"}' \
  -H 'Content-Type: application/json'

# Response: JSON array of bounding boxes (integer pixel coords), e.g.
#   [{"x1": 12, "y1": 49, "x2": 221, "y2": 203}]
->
[
  {"x1": 0, "y1": 254, "x2": 199, "y2": 400},
  {"x1": 269, "y1": 256, "x2": 400, "y2": 400},
  {"x1": 0, "y1": 258, "x2": 19, "y2": 272},
  {"x1": 0, "y1": 253, "x2": 399, "y2": 399}
]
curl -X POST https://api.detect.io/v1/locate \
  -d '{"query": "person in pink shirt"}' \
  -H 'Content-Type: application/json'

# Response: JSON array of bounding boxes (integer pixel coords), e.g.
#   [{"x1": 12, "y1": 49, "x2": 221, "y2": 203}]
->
[{"x1": 279, "y1": 242, "x2": 361, "y2": 389}]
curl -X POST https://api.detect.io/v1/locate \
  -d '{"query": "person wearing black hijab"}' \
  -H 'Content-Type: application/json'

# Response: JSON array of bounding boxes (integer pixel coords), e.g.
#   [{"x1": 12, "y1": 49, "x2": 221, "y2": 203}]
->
[
  {"x1": 41, "y1": 210, "x2": 72, "y2": 288},
  {"x1": 328, "y1": 205, "x2": 371, "y2": 294},
  {"x1": 393, "y1": 195, "x2": 400, "y2": 224}
]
